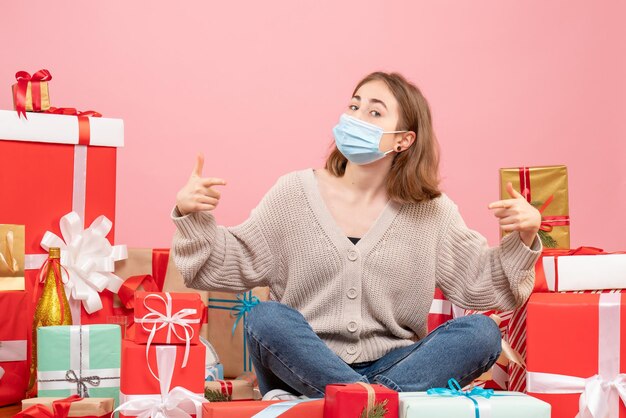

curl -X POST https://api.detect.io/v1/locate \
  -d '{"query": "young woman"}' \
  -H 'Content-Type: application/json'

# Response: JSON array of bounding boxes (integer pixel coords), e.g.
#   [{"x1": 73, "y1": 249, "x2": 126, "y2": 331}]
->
[{"x1": 172, "y1": 72, "x2": 542, "y2": 399}]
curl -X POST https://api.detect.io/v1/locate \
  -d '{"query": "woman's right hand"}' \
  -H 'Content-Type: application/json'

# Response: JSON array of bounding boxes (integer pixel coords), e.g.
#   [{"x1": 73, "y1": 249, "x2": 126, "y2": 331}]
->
[{"x1": 176, "y1": 155, "x2": 227, "y2": 216}]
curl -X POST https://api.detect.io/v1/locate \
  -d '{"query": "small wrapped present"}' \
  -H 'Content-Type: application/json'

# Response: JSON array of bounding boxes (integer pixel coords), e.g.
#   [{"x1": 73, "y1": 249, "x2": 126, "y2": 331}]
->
[
  {"x1": 133, "y1": 291, "x2": 204, "y2": 347},
  {"x1": 20, "y1": 396, "x2": 114, "y2": 417},
  {"x1": 117, "y1": 343, "x2": 205, "y2": 418},
  {"x1": 202, "y1": 399, "x2": 324, "y2": 418},
  {"x1": 205, "y1": 379, "x2": 254, "y2": 401},
  {"x1": 120, "y1": 338, "x2": 205, "y2": 397},
  {"x1": 324, "y1": 383, "x2": 398, "y2": 418},
  {"x1": 0, "y1": 291, "x2": 29, "y2": 406},
  {"x1": 0, "y1": 108, "x2": 124, "y2": 325},
  {"x1": 526, "y1": 292, "x2": 626, "y2": 418},
  {"x1": 208, "y1": 287, "x2": 270, "y2": 377},
  {"x1": 538, "y1": 247, "x2": 626, "y2": 291},
  {"x1": 37, "y1": 325, "x2": 121, "y2": 407},
  {"x1": 499, "y1": 165, "x2": 570, "y2": 249},
  {"x1": 205, "y1": 363, "x2": 224, "y2": 381},
  {"x1": 12, "y1": 69, "x2": 52, "y2": 117},
  {"x1": 0, "y1": 224, "x2": 25, "y2": 291},
  {"x1": 399, "y1": 379, "x2": 550, "y2": 417}
]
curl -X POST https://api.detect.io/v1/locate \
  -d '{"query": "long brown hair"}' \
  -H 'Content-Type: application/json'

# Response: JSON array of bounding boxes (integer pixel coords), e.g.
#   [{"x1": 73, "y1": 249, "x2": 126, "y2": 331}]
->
[{"x1": 325, "y1": 72, "x2": 441, "y2": 204}]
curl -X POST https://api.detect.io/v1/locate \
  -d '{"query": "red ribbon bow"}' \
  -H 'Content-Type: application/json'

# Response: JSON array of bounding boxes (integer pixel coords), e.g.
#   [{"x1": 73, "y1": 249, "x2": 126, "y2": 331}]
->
[
  {"x1": 14, "y1": 69, "x2": 52, "y2": 119},
  {"x1": 45, "y1": 107, "x2": 102, "y2": 145},
  {"x1": 14, "y1": 395, "x2": 83, "y2": 418}
]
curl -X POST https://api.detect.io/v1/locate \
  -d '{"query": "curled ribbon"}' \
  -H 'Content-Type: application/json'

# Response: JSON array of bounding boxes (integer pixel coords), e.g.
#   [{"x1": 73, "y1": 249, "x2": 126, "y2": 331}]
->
[
  {"x1": 0, "y1": 230, "x2": 19, "y2": 273},
  {"x1": 65, "y1": 369, "x2": 101, "y2": 398},
  {"x1": 39, "y1": 211, "x2": 128, "y2": 314},
  {"x1": 114, "y1": 346, "x2": 205, "y2": 418},
  {"x1": 427, "y1": 378, "x2": 494, "y2": 418},
  {"x1": 14, "y1": 69, "x2": 52, "y2": 119},
  {"x1": 134, "y1": 293, "x2": 200, "y2": 381}
]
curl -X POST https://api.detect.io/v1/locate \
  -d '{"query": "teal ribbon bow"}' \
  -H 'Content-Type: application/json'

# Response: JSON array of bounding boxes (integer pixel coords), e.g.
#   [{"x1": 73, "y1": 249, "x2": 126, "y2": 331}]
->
[
  {"x1": 208, "y1": 291, "x2": 261, "y2": 372},
  {"x1": 427, "y1": 379, "x2": 494, "y2": 418}
]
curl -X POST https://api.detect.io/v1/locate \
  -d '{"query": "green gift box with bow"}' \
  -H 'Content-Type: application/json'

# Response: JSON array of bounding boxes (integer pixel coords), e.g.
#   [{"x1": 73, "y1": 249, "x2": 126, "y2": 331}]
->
[
  {"x1": 37, "y1": 325, "x2": 121, "y2": 408},
  {"x1": 207, "y1": 287, "x2": 269, "y2": 378}
]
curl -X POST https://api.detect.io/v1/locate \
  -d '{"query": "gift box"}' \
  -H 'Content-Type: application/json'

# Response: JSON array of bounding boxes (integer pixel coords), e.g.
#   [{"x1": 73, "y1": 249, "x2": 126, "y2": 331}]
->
[
  {"x1": 0, "y1": 291, "x2": 29, "y2": 406},
  {"x1": 208, "y1": 287, "x2": 270, "y2": 377},
  {"x1": 526, "y1": 292, "x2": 626, "y2": 418},
  {"x1": 539, "y1": 247, "x2": 626, "y2": 292},
  {"x1": 133, "y1": 291, "x2": 203, "y2": 347},
  {"x1": 21, "y1": 396, "x2": 114, "y2": 417},
  {"x1": 0, "y1": 224, "x2": 25, "y2": 291},
  {"x1": 0, "y1": 109, "x2": 125, "y2": 325},
  {"x1": 499, "y1": 165, "x2": 570, "y2": 249},
  {"x1": 118, "y1": 342, "x2": 205, "y2": 418},
  {"x1": 12, "y1": 70, "x2": 52, "y2": 116},
  {"x1": 399, "y1": 387, "x2": 550, "y2": 417},
  {"x1": 205, "y1": 363, "x2": 224, "y2": 381},
  {"x1": 120, "y1": 338, "x2": 205, "y2": 396},
  {"x1": 202, "y1": 399, "x2": 324, "y2": 418},
  {"x1": 205, "y1": 379, "x2": 254, "y2": 401},
  {"x1": 324, "y1": 383, "x2": 399, "y2": 418},
  {"x1": 37, "y1": 325, "x2": 121, "y2": 407}
]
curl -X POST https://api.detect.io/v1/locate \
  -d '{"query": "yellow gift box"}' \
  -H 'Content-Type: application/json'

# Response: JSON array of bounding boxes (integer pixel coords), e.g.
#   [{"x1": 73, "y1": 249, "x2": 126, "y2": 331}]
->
[
  {"x1": 0, "y1": 224, "x2": 25, "y2": 291},
  {"x1": 12, "y1": 78, "x2": 51, "y2": 113},
  {"x1": 499, "y1": 165, "x2": 570, "y2": 249}
]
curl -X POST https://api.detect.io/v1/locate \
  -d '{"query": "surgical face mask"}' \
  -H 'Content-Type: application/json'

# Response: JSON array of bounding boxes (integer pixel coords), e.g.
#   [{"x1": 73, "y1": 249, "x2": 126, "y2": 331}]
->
[{"x1": 332, "y1": 114, "x2": 407, "y2": 165}]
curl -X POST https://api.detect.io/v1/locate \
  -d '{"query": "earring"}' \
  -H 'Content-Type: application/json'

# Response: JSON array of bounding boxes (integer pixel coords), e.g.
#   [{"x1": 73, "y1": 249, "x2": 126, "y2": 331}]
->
[{"x1": 396, "y1": 146, "x2": 401, "y2": 152}]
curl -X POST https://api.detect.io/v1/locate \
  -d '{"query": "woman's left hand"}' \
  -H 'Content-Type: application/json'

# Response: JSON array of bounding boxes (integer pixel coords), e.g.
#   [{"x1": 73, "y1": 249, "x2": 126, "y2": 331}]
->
[{"x1": 488, "y1": 182, "x2": 541, "y2": 247}]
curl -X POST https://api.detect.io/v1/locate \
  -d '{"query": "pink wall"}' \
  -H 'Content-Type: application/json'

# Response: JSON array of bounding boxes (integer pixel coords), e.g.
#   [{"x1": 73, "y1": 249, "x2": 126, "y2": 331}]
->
[{"x1": 2, "y1": 1, "x2": 624, "y2": 250}]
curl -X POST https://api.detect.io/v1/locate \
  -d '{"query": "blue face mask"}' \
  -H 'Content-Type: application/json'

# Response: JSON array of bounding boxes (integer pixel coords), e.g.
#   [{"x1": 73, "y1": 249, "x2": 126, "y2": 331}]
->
[{"x1": 332, "y1": 114, "x2": 407, "y2": 165}]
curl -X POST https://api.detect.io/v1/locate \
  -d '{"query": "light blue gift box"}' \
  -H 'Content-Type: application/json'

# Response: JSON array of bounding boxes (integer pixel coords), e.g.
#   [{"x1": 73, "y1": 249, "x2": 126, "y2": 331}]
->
[
  {"x1": 37, "y1": 325, "x2": 121, "y2": 408},
  {"x1": 399, "y1": 379, "x2": 551, "y2": 418},
  {"x1": 205, "y1": 363, "x2": 224, "y2": 381}
]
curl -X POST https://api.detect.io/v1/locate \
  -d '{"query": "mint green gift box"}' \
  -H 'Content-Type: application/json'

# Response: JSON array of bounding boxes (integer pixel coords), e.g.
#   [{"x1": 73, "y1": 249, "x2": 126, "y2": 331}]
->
[
  {"x1": 37, "y1": 325, "x2": 121, "y2": 408},
  {"x1": 399, "y1": 391, "x2": 551, "y2": 418}
]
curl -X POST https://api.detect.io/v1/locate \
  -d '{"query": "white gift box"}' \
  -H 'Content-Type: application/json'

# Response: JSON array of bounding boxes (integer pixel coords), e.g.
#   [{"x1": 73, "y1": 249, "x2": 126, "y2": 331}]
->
[{"x1": 544, "y1": 253, "x2": 626, "y2": 291}]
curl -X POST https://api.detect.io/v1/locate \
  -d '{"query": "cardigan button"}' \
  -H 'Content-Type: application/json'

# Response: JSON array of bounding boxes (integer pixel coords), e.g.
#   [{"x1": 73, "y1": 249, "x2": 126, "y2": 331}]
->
[
  {"x1": 347, "y1": 288, "x2": 358, "y2": 299},
  {"x1": 347, "y1": 344, "x2": 358, "y2": 355},
  {"x1": 347, "y1": 321, "x2": 358, "y2": 332},
  {"x1": 347, "y1": 250, "x2": 358, "y2": 261}
]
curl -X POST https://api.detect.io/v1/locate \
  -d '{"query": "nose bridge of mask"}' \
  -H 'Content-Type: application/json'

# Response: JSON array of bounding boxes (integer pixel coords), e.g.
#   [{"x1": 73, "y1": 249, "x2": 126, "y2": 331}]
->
[{"x1": 342, "y1": 114, "x2": 406, "y2": 135}]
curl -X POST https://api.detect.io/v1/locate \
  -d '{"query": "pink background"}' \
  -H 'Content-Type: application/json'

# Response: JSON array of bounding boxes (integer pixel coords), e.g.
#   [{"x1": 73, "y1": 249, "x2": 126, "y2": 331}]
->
[{"x1": 2, "y1": 1, "x2": 624, "y2": 250}]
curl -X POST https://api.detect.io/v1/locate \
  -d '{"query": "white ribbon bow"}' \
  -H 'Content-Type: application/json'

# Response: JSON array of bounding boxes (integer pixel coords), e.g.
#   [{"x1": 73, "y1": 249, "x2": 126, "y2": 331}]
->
[
  {"x1": 40, "y1": 211, "x2": 127, "y2": 314},
  {"x1": 134, "y1": 293, "x2": 199, "y2": 381},
  {"x1": 115, "y1": 346, "x2": 205, "y2": 418}
]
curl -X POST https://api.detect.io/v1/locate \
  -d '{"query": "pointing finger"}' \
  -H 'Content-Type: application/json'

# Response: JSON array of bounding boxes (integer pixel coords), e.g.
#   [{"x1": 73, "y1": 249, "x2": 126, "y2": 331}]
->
[{"x1": 193, "y1": 154, "x2": 204, "y2": 177}]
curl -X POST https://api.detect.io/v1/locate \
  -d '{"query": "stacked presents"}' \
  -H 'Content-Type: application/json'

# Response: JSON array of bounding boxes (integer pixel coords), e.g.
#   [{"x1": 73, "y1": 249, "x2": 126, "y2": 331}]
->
[{"x1": 429, "y1": 165, "x2": 626, "y2": 418}]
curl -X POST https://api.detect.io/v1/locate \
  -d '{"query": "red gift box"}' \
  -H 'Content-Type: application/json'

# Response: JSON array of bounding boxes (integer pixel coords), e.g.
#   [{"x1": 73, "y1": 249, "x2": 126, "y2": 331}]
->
[
  {"x1": 526, "y1": 292, "x2": 626, "y2": 417},
  {"x1": 133, "y1": 291, "x2": 203, "y2": 346},
  {"x1": 118, "y1": 340, "x2": 205, "y2": 418},
  {"x1": 0, "y1": 109, "x2": 124, "y2": 325},
  {"x1": 202, "y1": 399, "x2": 324, "y2": 418},
  {"x1": 0, "y1": 291, "x2": 29, "y2": 406},
  {"x1": 324, "y1": 383, "x2": 398, "y2": 418}
]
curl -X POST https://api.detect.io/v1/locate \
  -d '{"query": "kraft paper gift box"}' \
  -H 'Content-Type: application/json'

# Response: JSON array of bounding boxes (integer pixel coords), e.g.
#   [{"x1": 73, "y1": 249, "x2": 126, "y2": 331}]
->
[
  {"x1": 324, "y1": 383, "x2": 399, "y2": 418},
  {"x1": 499, "y1": 165, "x2": 570, "y2": 249},
  {"x1": 526, "y1": 292, "x2": 626, "y2": 418},
  {"x1": 21, "y1": 397, "x2": 114, "y2": 417},
  {"x1": 0, "y1": 291, "x2": 29, "y2": 406},
  {"x1": 205, "y1": 379, "x2": 254, "y2": 401},
  {"x1": 202, "y1": 399, "x2": 324, "y2": 418},
  {"x1": 132, "y1": 291, "x2": 203, "y2": 346},
  {"x1": 398, "y1": 389, "x2": 551, "y2": 417},
  {"x1": 0, "y1": 109, "x2": 125, "y2": 325},
  {"x1": 37, "y1": 325, "x2": 121, "y2": 407},
  {"x1": 208, "y1": 287, "x2": 270, "y2": 378},
  {"x1": 0, "y1": 224, "x2": 25, "y2": 291},
  {"x1": 118, "y1": 341, "x2": 205, "y2": 418},
  {"x1": 12, "y1": 69, "x2": 52, "y2": 115}
]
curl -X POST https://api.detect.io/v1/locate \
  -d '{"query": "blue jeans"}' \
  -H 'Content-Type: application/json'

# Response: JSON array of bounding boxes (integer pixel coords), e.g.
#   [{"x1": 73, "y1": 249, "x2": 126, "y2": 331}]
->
[{"x1": 244, "y1": 301, "x2": 502, "y2": 398}]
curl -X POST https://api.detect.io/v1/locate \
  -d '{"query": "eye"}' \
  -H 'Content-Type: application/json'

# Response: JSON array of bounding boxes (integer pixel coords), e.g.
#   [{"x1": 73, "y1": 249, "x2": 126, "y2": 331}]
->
[
  {"x1": 370, "y1": 110, "x2": 381, "y2": 117},
  {"x1": 349, "y1": 104, "x2": 358, "y2": 111}
]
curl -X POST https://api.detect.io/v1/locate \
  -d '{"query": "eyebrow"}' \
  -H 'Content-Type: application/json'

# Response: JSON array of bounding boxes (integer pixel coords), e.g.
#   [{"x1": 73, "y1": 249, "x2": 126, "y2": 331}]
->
[{"x1": 352, "y1": 95, "x2": 388, "y2": 110}]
